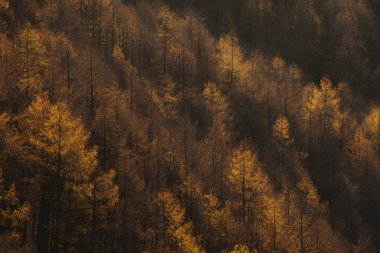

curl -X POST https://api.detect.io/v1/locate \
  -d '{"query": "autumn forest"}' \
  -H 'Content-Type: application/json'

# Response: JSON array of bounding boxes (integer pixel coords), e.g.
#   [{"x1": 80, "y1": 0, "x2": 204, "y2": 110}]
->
[{"x1": 1, "y1": 0, "x2": 380, "y2": 252}]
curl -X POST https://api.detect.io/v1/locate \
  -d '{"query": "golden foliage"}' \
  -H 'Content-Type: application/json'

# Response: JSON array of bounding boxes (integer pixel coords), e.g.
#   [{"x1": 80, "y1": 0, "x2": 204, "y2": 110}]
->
[
  {"x1": 0, "y1": 182, "x2": 30, "y2": 248},
  {"x1": 273, "y1": 116, "x2": 293, "y2": 147},
  {"x1": 226, "y1": 143, "x2": 271, "y2": 199},
  {"x1": 217, "y1": 33, "x2": 244, "y2": 89},
  {"x1": 0, "y1": 0, "x2": 9, "y2": 10},
  {"x1": 230, "y1": 244, "x2": 249, "y2": 253},
  {"x1": 18, "y1": 95, "x2": 98, "y2": 196},
  {"x1": 157, "y1": 191, "x2": 204, "y2": 253}
]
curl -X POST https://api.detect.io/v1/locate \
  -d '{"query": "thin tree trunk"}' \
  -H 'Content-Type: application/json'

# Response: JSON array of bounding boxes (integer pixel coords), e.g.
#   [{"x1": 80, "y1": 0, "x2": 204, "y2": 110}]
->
[
  {"x1": 55, "y1": 108, "x2": 63, "y2": 253},
  {"x1": 111, "y1": 0, "x2": 115, "y2": 52},
  {"x1": 50, "y1": 0, "x2": 53, "y2": 27},
  {"x1": 122, "y1": 159, "x2": 128, "y2": 253},
  {"x1": 90, "y1": 48, "x2": 94, "y2": 120},
  {"x1": 230, "y1": 35, "x2": 234, "y2": 89},
  {"x1": 26, "y1": 26, "x2": 30, "y2": 104},
  {"x1": 157, "y1": 137, "x2": 160, "y2": 191},
  {"x1": 66, "y1": 36, "x2": 71, "y2": 104},
  {"x1": 91, "y1": 178, "x2": 97, "y2": 253},
  {"x1": 4, "y1": 53, "x2": 7, "y2": 88},
  {"x1": 300, "y1": 198, "x2": 304, "y2": 253},
  {"x1": 273, "y1": 202, "x2": 276, "y2": 251},
  {"x1": 242, "y1": 156, "x2": 246, "y2": 220},
  {"x1": 130, "y1": 71, "x2": 133, "y2": 113},
  {"x1": 103, "y1": 107, "x2": 107, "y2": 171}
]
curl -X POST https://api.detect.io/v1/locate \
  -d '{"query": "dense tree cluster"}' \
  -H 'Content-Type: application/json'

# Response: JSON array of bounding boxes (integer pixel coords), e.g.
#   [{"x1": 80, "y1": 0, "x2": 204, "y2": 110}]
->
[
  {"x1": 167, "y1": 0, "x2": 380, "y2": 99},
  {"x1": 1, "y1": 0, "x2": 380, "y2": 252}
]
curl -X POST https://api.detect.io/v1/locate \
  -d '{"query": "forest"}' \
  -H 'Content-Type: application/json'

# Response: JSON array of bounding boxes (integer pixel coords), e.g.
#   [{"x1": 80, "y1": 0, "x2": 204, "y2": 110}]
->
[{"x1": 1, "y1": 0, "x2": 380, "y2": 252}]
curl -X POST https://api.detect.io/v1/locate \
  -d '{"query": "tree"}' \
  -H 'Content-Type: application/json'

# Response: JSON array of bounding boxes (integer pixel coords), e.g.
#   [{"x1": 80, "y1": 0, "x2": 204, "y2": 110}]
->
[
  {"x1": 273, "y1": 116, "x2": 293, "y2": 172},
  {"x1": 363, "y1": 106, "x2": 380, "y2": 164},
  {"x1": 230, "y1": 244, "x2": 249, "y2": 253},
  {"x1": 17, "y1": 26, "x2": 47, "y2": 104},
  {"x1": 273, "y1": 116, "x2": 292, "y2": 148},
  {"x1": 0, "y1": 112, "x2": 10, "y2": 152},
  {"x1": 0, "y1": 0, "x2": 11, "y2": 32},
  {"x1": 0, "y1": 179, "x2": 30, "y2": 251},
  {"x1": 203, "y1": 82, "x2": 230, "y2": 139},
  {"x1": 157, "y1": 5, "x2": 176, "y2": 76},
  {"x1": 203, "y1": 82, "x2": 231, "y2": 195},
  {"x1": 319, "y1": 77, "x2": 342, "y2": 143},
  {"x1": 16, "y1": 94, "x2": 118, "y2": 252},
  {"x1": 301, "y1": 83, "x2": 322, "y2": 150},
  {"x1": 295, "y1": 176, "x2": 325, "y2": 253},
  {"x1": 272, "y1": 56, "x2": 286, "y2": 102},
  {"x1": 217, "y1": 33, "x2": 244, "y2": 90},
  {"x1": 91, "y1": 169, "x2": 119, "y2": 253},
  {"x1": 155, "y1": 76, "x2": 179, "y2": 121},
  {"x1": 0, "y1": 0, "x2": 9, "y2": 10},
  {"x1": 226, "y1": 143, "x2": 268, "y2": 222},
  {"x1": 157, "y1": 191, "x2": 204, "y2": 253},
  {"x1": 200, "y1": 193, "x2": 236, "y2": 251}
]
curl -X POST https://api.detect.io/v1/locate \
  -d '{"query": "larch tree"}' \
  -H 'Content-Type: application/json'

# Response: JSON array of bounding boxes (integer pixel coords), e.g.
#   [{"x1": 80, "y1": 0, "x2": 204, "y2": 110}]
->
[
  {"x1": 203, "y1": 82, "x2": 230, "y2": 140},
  {"x1": 157, "y1": 5, "x2": 175, "y2": 76},
  {"x1": 0, "y1": 180, "x2": 30, "y2": 251},
  {"x1": 91, "y1": 168, "x2": 119, "y2": 253},
  {"x1": 319, "y1": 77, "x2": 342, "y2": 146},
  {"x1": 17, "y1": 26, "x2": 47, "y2": 105},
  {"x1": 203, "y1": 82, "x2": 231, "y2": 196},
  {"x1": 200, "y1": 193, "x2": 236, "y2": 251},
  {"x1": 0, "y1": 0, "x2": 9, "y2": 11},
  {"x1": 0, "y1": 34, "x2": 12, "y2": 100},
  {"x1": 155, "y1": 76, "x2": 179, "y2": 121},
  {"x1": 301, "y1": 83, "x2": 322, "y2": 151},
  {"x1": 345, "y1": 128, "x2": 373, "y2": 180},
  {"x1": 272, "y1": 56, "x2": 286, "y2": 111},
  {"x1": 230, "y1": 244, "x2": 250, "y2": 253},
  {"x1": 294, "y1": 176, "x2": 326, "y2": 253},
  {"x1": 363, "y1": 106, "x2": 380, "y2": 164},
  {"x1": 225, "y1": 143, "x2": 270, "y2": 225},
  {"x1": 272, "y1": 116, "x2": 293, "y2": 174},
  {"x1": 273, "y1": 116, "x2": 292, "y2": 148},
  {"x1": 16, "y1": 94, "x2": 118, "y2": 252},
  {"x1": 0, "y1": 112, "x2": 9, "y2": 154},
  {"x1": 0, "y1": 0, "x2": 10, "y2": 32},
  {"x1": 217, "y1": 33, "x2": 244, "y2": 90},
  {"x1": 156, "y1": 191, "x2": 204, "y2": 253}
]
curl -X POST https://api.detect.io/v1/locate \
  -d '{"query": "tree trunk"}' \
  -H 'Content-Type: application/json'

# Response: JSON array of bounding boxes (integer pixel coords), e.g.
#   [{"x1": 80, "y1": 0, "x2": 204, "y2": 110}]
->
[
  {"x1": 91, "y1": 179, "x2": 97, "y2": 253},
  {"x1": 66, "y1": 36, "x2": 71, "y2": 104},
  {"x1": 273, "y1": 202, "x2": 276, "y2": 251},
  {"x1": 242, "y1": 157, "x2": 246, "y2": 220},
  {"x1": 54, "y1": 109, "x2": 63, "y2": 253},
  {"x1": 300, "y1": 199, "x2": 304, "y2": 253},
  {"x1": 230, "y1": 35, "x2": 234, "y2": 89},
  {"x1": 50, "y1": 0, "x2": 53, "y2": 27},
  {"x1": 90, "y1": 48, "x2": 94, "y2": 120},
  {"x1": 130, "y1": 71, "x2": 133, "y2": 114},
  {"x1": 4, "y1": 53, "x2": 7, "y2": 88},
  {"x1": 156, "y1": 137, "x2": 160, "y2": 191},
  {"x1": 111, "y1": 0, "x2": 115, "y2": 52},
  {"x1": 26, "y1": 26, "x2": 30, "y2": 104},
  {"x1": 36, "y1": 182, "x2": 51, "y2": 253}
]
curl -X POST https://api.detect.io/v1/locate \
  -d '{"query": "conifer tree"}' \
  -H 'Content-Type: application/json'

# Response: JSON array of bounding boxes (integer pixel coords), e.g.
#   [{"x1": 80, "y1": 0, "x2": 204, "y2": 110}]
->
[{"x1": 157, "y1": 191, "x2": 204, "y2": 253}]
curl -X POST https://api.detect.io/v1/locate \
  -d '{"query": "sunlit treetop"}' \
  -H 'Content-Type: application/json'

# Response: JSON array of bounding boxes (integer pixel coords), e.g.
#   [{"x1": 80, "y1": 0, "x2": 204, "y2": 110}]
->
[
  {"x1": 0, "y1": 0, "x2": 9, "y2": 10},
  {"x1": 230, "y1": 244, "x2": 250, "y2": 253},
  {"x1": 273, "y1": 116, "x2": 293, "y2": 147}
]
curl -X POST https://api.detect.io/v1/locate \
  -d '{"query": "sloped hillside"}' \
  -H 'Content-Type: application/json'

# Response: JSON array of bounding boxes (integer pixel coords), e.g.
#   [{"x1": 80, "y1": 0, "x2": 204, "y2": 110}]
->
[{"x1": 0, "y1": 1, "x2": 380, "y2": 252}]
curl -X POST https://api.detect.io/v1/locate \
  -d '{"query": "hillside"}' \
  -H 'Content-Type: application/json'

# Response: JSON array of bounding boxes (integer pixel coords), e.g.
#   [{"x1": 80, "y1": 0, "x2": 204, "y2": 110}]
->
[
  {"x1": 1, "y1": 0, "x2": 380, "y2": 252},
  {"x1": 167, "y1": 0, "x2": 380, "y2": 99}
]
